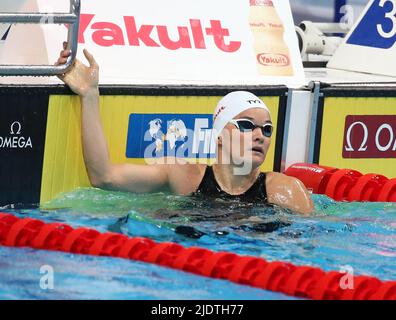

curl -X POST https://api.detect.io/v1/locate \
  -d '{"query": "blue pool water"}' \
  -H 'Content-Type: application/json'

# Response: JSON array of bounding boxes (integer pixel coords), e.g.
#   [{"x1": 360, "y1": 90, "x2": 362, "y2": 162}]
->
[{"x1": 1, "y1": 188, "x2": 395, "y2": 299}]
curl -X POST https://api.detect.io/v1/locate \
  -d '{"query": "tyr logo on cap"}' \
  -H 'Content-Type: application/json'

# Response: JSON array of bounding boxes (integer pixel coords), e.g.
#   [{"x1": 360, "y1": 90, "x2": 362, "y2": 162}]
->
[{"x1": 247, "y1": 99, "x2": 262, "y2": 104}]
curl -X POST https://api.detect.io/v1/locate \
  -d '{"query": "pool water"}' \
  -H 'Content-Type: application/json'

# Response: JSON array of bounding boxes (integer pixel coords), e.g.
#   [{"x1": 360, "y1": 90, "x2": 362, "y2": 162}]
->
[{"x1": 1, "y1": 188, "x2": 395, "y2": 299}]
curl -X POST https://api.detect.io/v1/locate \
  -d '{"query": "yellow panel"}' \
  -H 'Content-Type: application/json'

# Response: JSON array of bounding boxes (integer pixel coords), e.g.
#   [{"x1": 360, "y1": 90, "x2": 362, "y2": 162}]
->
[
  {"x1": 41, "y1": 95, "x2": 280, "y2": 203},
  {"x1": 40, "y1": 96, "x2": 90, "y2": 204},
  {"x1": 319, "y1": 97, "x2": 396, "y2": 177}
]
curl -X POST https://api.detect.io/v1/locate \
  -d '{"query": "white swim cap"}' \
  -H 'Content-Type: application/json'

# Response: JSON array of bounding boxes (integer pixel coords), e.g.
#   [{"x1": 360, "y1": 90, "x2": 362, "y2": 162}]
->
[{"x1": 212, "y1": 91, "x2": 271, "y2": 140}]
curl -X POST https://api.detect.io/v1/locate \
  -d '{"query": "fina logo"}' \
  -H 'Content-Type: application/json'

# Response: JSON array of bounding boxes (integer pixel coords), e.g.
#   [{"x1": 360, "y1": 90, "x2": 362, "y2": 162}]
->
[
  {"x1": 126, "y1": 113, "x2": 215, "y2": 159},
  {"x1": 148, "y1": 118, "x2": 187, "y2": 154}
]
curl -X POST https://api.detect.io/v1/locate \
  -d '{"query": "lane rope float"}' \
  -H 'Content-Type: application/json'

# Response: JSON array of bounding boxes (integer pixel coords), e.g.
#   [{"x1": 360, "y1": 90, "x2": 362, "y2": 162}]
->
[
  {"x1": 285, "y1": 163, "x2": 396, "y2": 202},
  {"x1": 0, "y1": 212, "x2": 395, "y2": 300}
]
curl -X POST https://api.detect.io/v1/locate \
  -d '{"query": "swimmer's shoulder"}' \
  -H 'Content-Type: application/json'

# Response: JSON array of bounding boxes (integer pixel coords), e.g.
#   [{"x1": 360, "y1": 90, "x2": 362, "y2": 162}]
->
[
  {"x1": 265, "y1": 171, "x2": 314, "y2": 214},
  {"x1": 265, "y1": 171, "x2": 289, "y2": 184},
  {"x1": 166, "y1": 160, "x2": 207, "y2": 195},
  {"x1": 265, "y1": 171, "x2": 307, "y2": 194}
]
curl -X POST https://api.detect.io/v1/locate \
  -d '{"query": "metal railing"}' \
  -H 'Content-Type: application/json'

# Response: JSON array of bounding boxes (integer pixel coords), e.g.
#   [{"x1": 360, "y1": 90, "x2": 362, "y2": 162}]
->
[{"x1": 0, "y1": 0, "x2": 80, "y2": 76}]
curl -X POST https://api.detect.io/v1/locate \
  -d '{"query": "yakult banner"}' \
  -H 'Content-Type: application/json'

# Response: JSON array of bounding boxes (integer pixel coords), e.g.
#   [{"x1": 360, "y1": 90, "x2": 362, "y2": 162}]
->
[{"x1": 1, "y1": 0, "x2": 304, "y2": 86}]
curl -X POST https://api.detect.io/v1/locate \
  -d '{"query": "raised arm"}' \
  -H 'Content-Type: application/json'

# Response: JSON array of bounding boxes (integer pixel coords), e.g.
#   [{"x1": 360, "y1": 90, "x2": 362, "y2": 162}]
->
[{"x1": 56, "y1": 43, "x2": 169, "y2": 193}]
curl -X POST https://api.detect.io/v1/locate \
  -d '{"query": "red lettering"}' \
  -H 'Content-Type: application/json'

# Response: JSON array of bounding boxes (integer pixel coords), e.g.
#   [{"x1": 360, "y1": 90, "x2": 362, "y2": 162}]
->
[
  {"x1": 157, "y1": 26, "x2": 191, "y2": 50},
  {"x1": 190, "y1": 19, "x2": 206, "y2": 49},
  {"x1": 124, "y1": 16, "x2": 159, "y2": 47},
  {"x1": 78, "y1": 14, "x2": 95, "y2": 44},
  {"x1": 205, "y1": 20, "x2": 241, "y2": 53},
  {"x1": 91, "y1": 22, "x2": 125, "y2": 47},
  {"x1": 257, "y1": 53, "x2": 289, "y2": 66},
  {"x1": 73, "y1": 14, "x2": 241, "y2": 53}
]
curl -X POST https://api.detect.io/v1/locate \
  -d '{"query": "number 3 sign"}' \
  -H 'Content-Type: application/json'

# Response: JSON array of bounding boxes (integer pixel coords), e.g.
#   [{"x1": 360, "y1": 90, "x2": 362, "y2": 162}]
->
[
  {"x1": 347, "y1": 0, "x2": 396, "y2": 48},
  {"x1": 328, "y1": 0, "x2": 396, "y2": 76}
]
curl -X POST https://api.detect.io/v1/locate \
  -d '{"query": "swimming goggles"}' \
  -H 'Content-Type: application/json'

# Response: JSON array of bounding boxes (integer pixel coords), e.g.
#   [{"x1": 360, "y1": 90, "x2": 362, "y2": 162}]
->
[{"x1": 229, "y1": 119, "x2": 273, "y2": 138}]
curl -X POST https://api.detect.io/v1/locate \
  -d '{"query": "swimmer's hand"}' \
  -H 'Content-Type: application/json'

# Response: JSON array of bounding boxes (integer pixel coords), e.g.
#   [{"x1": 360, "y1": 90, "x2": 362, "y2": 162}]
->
[{"x1": 55, "y1": 41, "x2": 99, "y2": 97}]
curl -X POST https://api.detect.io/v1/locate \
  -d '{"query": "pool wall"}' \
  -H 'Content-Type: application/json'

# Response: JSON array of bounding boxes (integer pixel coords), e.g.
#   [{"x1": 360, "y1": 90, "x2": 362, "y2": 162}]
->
[{"x1": 0, "y1": 84, "x2": 395, "y2": 206}]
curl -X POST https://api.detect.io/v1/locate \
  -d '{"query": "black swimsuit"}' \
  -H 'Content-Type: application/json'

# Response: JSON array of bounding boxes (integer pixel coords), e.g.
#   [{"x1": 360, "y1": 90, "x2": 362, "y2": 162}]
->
[
  {"x1": 156, "y1": 166, "x2": 288, "y2": 239},
  {"x1": 194, "y1": 165, "x2": 268, "y2": 203}
]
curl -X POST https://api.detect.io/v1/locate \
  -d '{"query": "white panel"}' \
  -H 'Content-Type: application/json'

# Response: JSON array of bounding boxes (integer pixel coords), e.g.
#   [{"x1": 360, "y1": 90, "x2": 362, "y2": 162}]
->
[
  {"x1": 0, "y1": 0, "x2": 51, "y2": 84},
  {"x1": 2, "y1": 0, "x2": 305, "y2": 86},
  {"x1": 284, "y1": 90, "x2": 312, "y2": 170}
]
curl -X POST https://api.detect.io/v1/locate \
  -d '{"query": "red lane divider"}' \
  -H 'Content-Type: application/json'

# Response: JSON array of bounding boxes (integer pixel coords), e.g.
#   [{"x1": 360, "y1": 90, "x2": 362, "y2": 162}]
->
[
  {"x1": 0, "y1": 213, "x2": 395, "y2": 300},
  {"x1": 285, "y1": 163, "x2": 396, "y2": 202}
]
